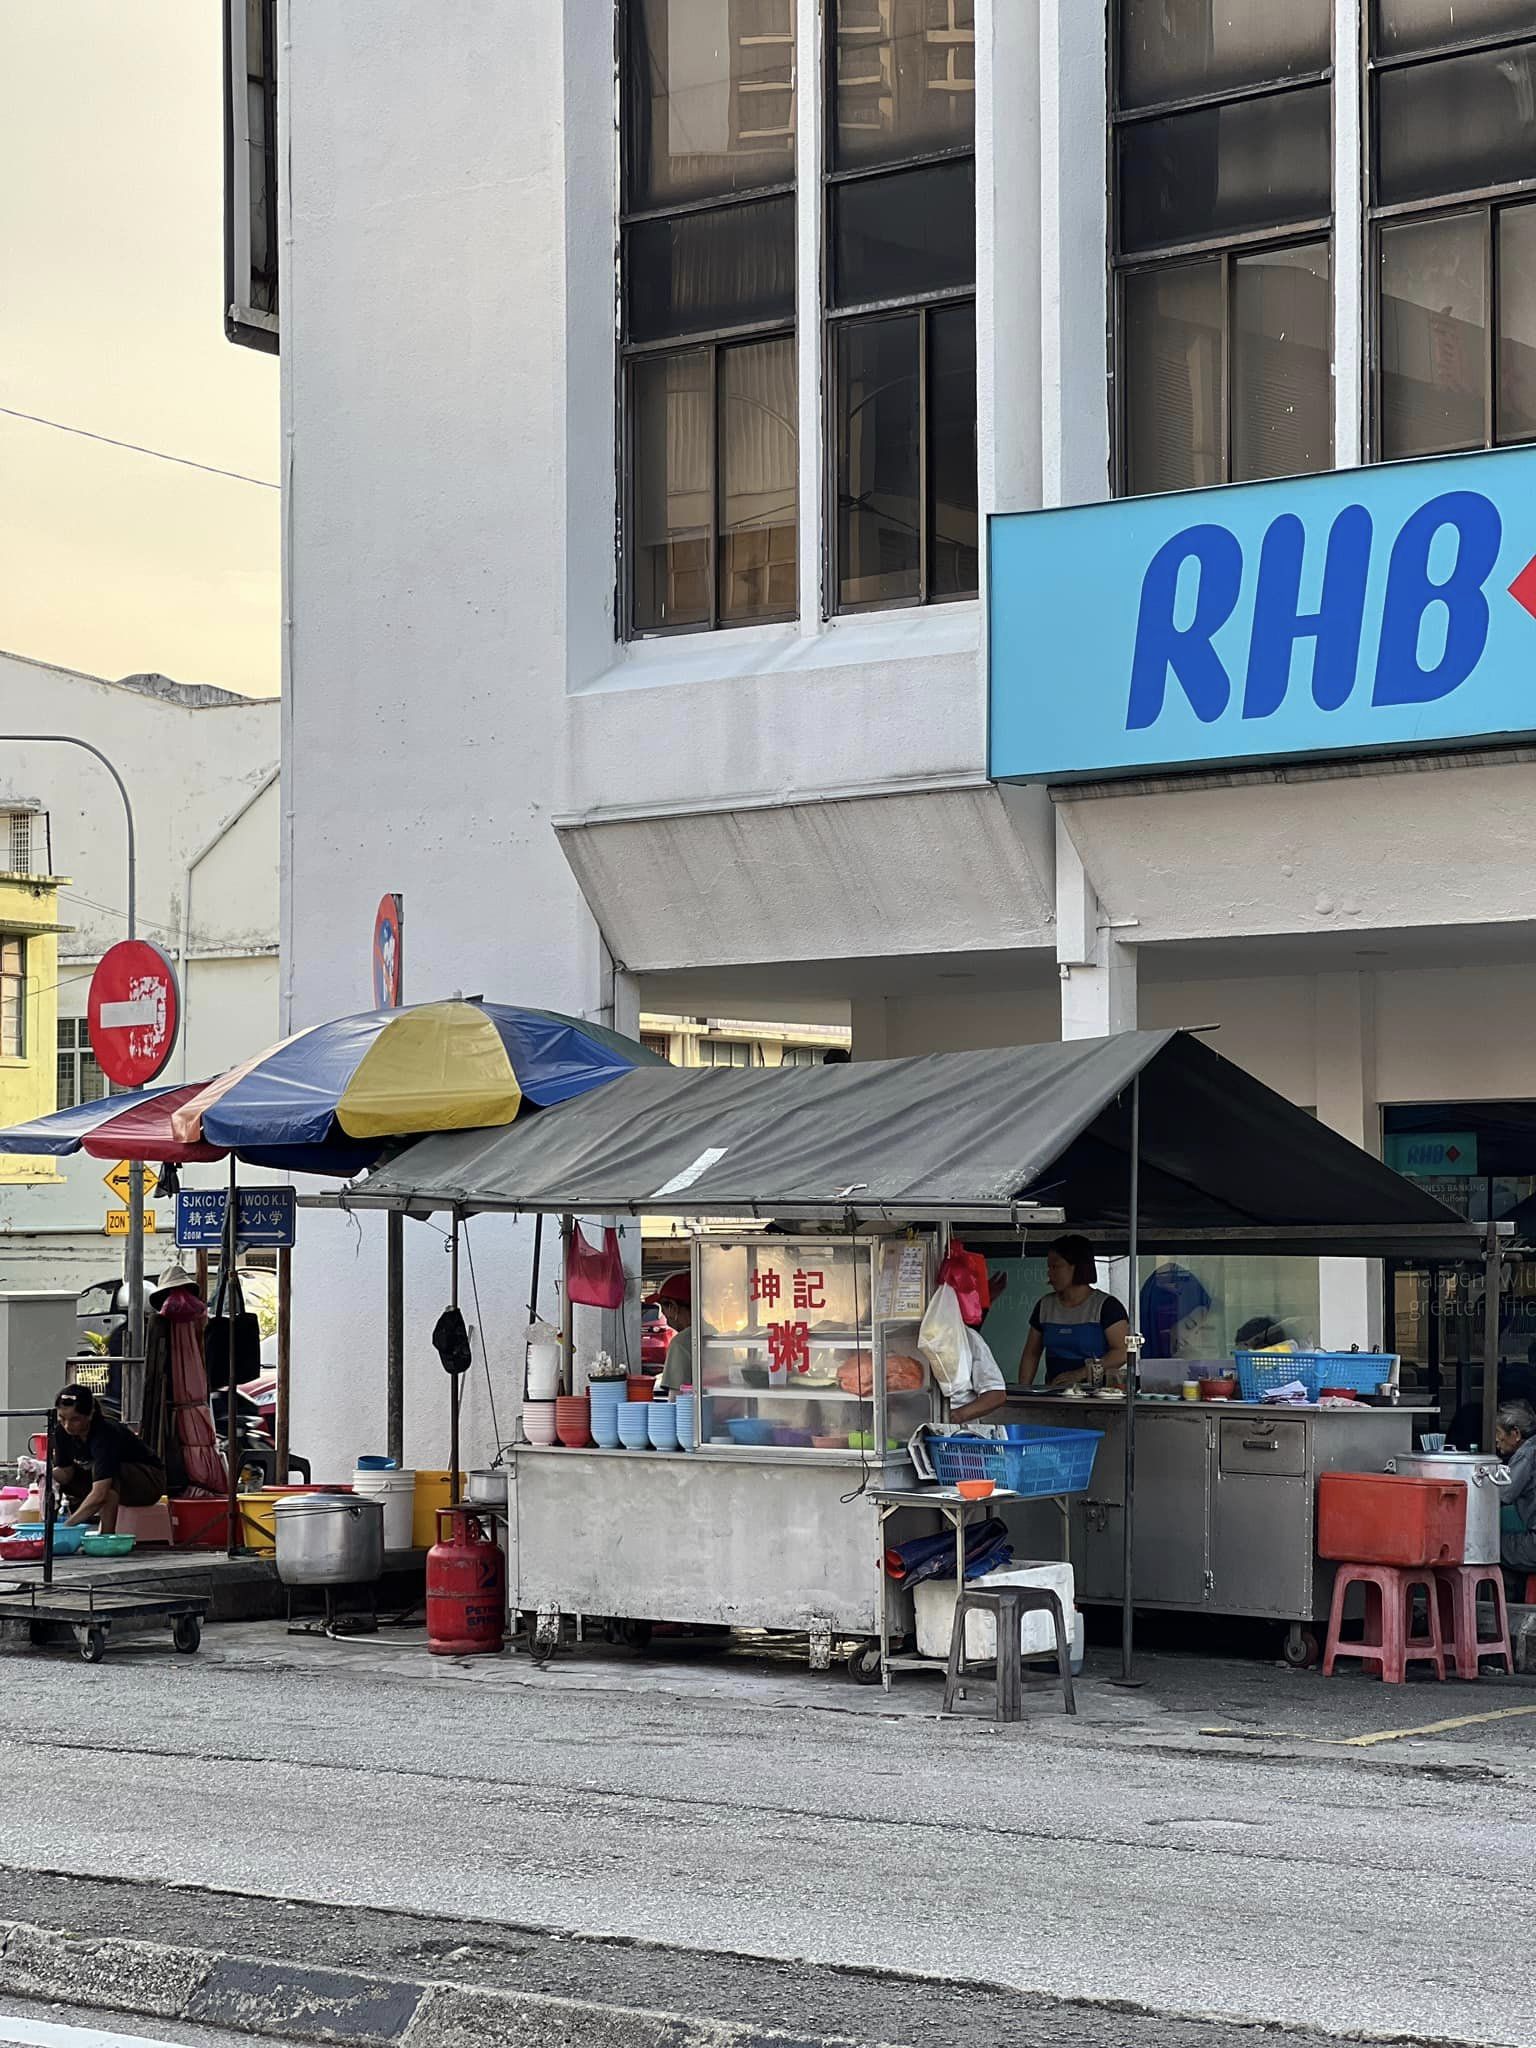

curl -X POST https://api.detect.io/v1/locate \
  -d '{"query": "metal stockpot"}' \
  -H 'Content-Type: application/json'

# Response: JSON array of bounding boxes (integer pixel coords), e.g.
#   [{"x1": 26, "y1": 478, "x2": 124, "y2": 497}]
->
[
  {"x1": 464, "y1": 1468, "x2": 508, "y2": 1507},
  {"x1": 274, "y1": 1493, "x2": 384, "y2": 1585},
  {"x1": 1387, "y1": 1452, "x2": 1510, "y2": 1565}
]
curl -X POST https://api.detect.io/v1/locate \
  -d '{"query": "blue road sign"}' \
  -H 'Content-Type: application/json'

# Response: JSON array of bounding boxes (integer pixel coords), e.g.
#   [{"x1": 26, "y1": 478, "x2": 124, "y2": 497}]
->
[
  {"x1": 176, "y1": 1186, "x2": 297, "y2": 1249},
  {"x1": 988, "y1": 445, "x2": 1536, "y2": 782}
]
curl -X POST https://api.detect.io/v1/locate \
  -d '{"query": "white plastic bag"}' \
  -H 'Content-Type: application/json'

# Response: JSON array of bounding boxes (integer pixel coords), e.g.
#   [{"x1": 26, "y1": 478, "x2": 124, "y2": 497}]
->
[{"x1": 917, "y1": 1282, "x2": 969, "y2": 1394}]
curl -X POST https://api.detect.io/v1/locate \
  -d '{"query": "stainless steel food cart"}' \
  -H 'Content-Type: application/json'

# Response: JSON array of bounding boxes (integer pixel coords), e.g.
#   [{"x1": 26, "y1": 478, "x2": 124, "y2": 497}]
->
[{"x1": 995, "y1": 1394, "x2": 1433, "y2": 1665}]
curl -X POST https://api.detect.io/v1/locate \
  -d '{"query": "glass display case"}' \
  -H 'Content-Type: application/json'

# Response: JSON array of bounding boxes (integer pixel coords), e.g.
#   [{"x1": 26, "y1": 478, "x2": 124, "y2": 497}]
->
[{"x1": 692, "y1": 1234, "x2": 935, "y2": 1454}]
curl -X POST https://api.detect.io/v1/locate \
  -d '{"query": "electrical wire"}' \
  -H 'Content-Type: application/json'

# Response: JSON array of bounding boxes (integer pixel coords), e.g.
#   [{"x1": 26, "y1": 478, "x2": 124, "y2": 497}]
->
[
  {"x1": 0, "y1": 406, "x2": 279, "y2": 489},
  {"x1": 460, "y1": 1219, "x2": 502, "y2": 1451}
]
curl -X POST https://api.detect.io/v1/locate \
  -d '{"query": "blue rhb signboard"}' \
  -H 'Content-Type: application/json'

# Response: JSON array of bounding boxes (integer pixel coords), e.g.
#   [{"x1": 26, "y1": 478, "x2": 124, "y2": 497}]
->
[
  {"x1": 988, "y1": 446, "x2": 1536, "y2": 781},
  {"x1": 176, "y1": 1186, "x2": 297, "y2": 1249}
]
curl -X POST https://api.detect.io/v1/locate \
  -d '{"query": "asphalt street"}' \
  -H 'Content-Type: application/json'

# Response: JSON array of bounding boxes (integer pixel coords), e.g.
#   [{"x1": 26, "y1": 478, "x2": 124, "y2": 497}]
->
[{"x1": 0, "y1": 1626, "x2": 1531, "y2": 2047}]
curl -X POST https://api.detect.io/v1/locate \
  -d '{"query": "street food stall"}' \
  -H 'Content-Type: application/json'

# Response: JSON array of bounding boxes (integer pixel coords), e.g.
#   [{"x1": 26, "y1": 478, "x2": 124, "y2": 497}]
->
[{"x1": 338, "y1": 1029, "x2": 1508, "y2": 1679}]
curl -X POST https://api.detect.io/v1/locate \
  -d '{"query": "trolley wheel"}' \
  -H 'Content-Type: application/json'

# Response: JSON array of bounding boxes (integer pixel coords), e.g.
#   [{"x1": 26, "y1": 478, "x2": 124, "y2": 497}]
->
[
  {"x1": 847, "y1": 1641, "x2": 883, "y2": 1686},
  {"x1": 1283, "y1": 1624, "x2": 1321, "y2": 1670},
  {"x1": 529, "y1": 1612, "x2": 562, "y2": 1665},
  {"x1": 612, "y1": 1618, "x2": 652, "y2": 1651},
  {"x1": 79, "y1": 1627, "x2": 107, "y2": 1665},
  {"x1": 172, "y1": 1615, "x2": 203, "y2": 1655}
]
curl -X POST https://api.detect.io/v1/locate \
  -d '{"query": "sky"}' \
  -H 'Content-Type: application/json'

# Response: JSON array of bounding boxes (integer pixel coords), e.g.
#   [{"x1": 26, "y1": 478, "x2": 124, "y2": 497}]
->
[{"x1": 0, "y1": 0, "x2": 280, "y2": 698}]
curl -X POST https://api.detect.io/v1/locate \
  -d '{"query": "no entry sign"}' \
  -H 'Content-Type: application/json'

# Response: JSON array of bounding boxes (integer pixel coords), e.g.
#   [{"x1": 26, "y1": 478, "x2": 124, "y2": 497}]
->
[{"x1": 88, "y1": 939, "x2": 180, "y2": 1087}]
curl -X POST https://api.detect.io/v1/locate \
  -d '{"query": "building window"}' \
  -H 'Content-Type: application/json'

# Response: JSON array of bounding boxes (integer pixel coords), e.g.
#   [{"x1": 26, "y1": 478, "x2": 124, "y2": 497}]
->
[
  {"x1": 56, "y1": 1018, "x2": 108, "y2": 1111},
  {"x1": 1, "y1": 938, "x2": 25, "y2": 1060},
  {"x1": 224, "y1": 0, "x2": 278, "y2": 353},
  {"x1": 828, "y1": 0, "x2": 977, "y2": 611},
  {"x1": 622, "y1": 0, "x2": 799, "y2": 635},
  {"x1": 1369, "y1": 3, "x2": 1536, "y2": 459},
  {"x1": 698, "y1": 1037, "x2": 755, "y2": 1067},
  {"x1": 1112, "y1": 0, "x2": 1334, "y2": 496}
]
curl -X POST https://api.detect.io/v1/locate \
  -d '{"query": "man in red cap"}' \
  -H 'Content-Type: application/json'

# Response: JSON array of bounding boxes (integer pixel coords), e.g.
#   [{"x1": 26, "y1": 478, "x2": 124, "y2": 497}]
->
[{"x1": 653, "y1": 1271, "x2": 693, "y2": 1393}]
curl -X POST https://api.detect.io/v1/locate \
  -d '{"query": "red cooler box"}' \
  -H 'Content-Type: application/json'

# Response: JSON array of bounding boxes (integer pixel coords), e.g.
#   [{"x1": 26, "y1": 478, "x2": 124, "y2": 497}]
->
[{"x1": 1317, "y1": 1471, "x2": 1467, "y2": 1566}]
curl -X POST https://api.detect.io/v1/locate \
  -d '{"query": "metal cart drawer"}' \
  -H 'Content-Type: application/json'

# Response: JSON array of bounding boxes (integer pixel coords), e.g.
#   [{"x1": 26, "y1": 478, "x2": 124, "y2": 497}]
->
[{"x1": 1219, "y1": 1417, "x2": 1306, "y2": 1477}]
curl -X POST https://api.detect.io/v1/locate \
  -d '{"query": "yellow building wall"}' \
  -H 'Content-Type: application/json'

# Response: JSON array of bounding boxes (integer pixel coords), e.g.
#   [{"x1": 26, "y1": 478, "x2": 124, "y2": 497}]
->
[{"x1": 0, "y1": 876, "x2": 64, "y2": 1184}]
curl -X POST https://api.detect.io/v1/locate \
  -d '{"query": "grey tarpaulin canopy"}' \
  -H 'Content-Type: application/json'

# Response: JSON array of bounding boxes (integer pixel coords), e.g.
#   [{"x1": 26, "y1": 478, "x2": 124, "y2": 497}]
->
[
  {"x1": 337, "y1": 1029, "x2": 1480, "y2": 1257},
  {"x1": 334, "y1": 1028, "x2": 1498, "y2": 1682}
]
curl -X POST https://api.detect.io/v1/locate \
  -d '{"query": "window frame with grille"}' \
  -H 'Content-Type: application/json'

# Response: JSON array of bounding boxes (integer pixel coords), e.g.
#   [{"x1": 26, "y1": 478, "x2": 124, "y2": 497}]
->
[
  {"x1": 56, "y1": 1017, "x2": 109, "y2": 1111},
  {"x1": 0, "y1": 936, "x2": 26, "y2": 1061},
  {"x1": 619, "y1": 0, "x2": 801, "y2": 639},
  {"x1": 223, "y1": 0, "x2": 279, "y2": 354},
  {"x1": 1365, "y1": 7, "x2": 1536, "y2": 461},
  {"x1": 824, "y1": 0, "x2": 978, "y2": 615},
  {"x1": 1110, "y1": 4, "x2": 1336, "y2": 497}
]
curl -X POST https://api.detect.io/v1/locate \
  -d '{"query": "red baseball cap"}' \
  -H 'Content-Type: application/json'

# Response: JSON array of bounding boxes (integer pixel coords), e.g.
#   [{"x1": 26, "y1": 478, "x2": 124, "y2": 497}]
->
[{"x1": 654, "y1": 1271, "x2": 691, "y2": 1307}]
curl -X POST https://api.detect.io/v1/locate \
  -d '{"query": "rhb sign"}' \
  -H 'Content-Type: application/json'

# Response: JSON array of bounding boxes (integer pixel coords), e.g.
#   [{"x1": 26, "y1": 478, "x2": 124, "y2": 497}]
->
[{"x1": 987, "y1": 447, "x2": 1536, "y2": 782}]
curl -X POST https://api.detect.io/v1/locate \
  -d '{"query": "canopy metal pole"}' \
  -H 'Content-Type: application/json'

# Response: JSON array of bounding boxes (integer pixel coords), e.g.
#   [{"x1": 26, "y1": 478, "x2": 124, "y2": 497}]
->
[
  {"x1": 275, "y1": 1245, "x2": 292, "y2": 1482},
  {"x1": 224, "y1": 1152, "x2": 241, "y2": 1557},
  {"x1": 1482, "y1": 1217, "x2": 1501, "y2": 1453},
  {"x1": 449, "y1": 1212, "x2": 462, "y2": 1506},
  {"x1": 525, "y1": 1212, "x2": 544, "y2": 1399},
  {"x1": 1119, "y1": 1074, "x2": 1142, "y2": 1686},
  {"x1": 386, "y1": 1211, "x2": 404, "y2": 1466}
]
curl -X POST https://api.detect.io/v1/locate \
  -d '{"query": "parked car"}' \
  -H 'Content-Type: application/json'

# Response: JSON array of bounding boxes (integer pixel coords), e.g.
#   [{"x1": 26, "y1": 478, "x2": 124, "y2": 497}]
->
[{"x1": 641, "y1": 1298, "x2": 675, "y2": 1367}]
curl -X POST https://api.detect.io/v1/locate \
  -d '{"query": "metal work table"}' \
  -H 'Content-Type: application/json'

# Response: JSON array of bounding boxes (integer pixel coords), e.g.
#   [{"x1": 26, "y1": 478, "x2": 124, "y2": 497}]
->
[{"x1": 870, "y1": 1484, "x2": 1071, "y2": 1689}]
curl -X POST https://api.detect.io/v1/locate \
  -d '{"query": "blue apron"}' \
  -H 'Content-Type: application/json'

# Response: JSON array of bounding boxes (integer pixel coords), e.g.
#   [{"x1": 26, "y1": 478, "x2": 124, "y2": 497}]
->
[{"x1": 1039, "y1": 1315, "x2": 1104, "y2": 1378}]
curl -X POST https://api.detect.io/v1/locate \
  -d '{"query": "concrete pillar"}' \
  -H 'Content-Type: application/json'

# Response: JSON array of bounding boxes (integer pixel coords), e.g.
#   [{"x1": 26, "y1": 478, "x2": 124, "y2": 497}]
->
[
  {"x1": 1056, "y1": 810, "x2": 1137, "y2": 1040},
  {"x1": 850, "y1": 996, "x2": 890, "y2": 1062},
  {"x1": 1314, "y1": 972, "x2": 1381, "y2": 1349}
]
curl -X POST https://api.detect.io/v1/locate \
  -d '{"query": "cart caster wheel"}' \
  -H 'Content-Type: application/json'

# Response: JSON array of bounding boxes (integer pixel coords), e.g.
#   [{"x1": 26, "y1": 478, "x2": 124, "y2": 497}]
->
[
  {"x1": 172, "y1": 1615, "x2": 202, "y2": 1655},
  {"x1": 847, "y1": 1642, "x2": 883, "y2": 1686},
  {"x1": 529, "y1": 1611, "x2": 562, "y2": 1665},
  {"x1": 1283, "y1": 1625, "x2": 1320, "y2": 1670},
  {"x1": 79, "y1": 1628, "x2": 106, "y2": 1665},
  {"x1": 611, "y1": 1618, "x2": 652, "y2": 1651}
]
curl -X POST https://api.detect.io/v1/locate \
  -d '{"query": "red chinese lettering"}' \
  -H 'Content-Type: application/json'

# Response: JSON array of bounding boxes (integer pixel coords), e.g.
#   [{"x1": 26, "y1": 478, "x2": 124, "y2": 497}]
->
[
  {"x1": 750, "y1": 1269, "x2": 782, "y2": 1306},
  {"x1": 767, "y1": 1320, "x2": 811, "y2": 1373},
  {"x1": 792, "y1": 1268, "x2": 826, "y2": 1312}
]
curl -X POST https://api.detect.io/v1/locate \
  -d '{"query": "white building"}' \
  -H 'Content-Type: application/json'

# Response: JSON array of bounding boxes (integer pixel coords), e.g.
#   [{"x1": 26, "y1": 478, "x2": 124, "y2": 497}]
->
[
  {"x1": 0, "y1": 651, "x2": 279, "y2": 1293},
  {"x1": 245, "y1": 1, "x2": 1536, "y2": 1476}
]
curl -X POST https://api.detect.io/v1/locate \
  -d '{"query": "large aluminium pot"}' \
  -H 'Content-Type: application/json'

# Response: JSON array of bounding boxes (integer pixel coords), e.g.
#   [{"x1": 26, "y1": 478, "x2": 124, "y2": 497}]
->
[
  {"x1": 274, "y1": 1492, "x2": 384, "y2": 1586},
  {"x1": 1387, "y1": 1452, "x2": 1511, "y2": 1565},
  {"x1": 465, "y1": 1468, "x2": 508, "y2": 1507}
]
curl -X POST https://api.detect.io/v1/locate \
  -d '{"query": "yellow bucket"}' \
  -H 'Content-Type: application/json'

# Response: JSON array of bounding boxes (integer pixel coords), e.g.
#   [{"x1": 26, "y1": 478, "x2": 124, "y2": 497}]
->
[
  {"x1": 239, "y1": 1488, "x2": 287, "y2": 1554},
  {"x1": 412, "y1": 1469, "x2": 454, "y2": 1549}
]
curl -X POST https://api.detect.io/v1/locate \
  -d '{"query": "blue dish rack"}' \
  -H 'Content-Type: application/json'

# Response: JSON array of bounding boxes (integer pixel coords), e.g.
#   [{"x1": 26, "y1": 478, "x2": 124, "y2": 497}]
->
[
  {"x1": 1233, "y1": 1351, "x2": 1398, "y2": 1401},
  {"x1": 927, "y1": 1426, "x2": 1103, "y2": 1499}
]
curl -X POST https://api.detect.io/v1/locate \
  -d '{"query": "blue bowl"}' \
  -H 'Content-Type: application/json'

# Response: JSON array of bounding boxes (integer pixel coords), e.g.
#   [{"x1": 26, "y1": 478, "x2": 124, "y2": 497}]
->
[
  {"x1": 727, "y1": 1417, "x2": 775, "y2": 1447},
  {"x1": 674, "y1": 1395, "x2": 696, "y2": 1451},
  {"x1": 647, "y1": 1408, "x2": 680, "y2": 1451}
]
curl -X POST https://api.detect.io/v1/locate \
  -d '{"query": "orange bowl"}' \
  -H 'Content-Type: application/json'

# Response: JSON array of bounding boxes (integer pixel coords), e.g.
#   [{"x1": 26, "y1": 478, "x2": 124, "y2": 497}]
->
[{"x1": 955, "y1": 1478, "x2": 996, "y2": 1500}]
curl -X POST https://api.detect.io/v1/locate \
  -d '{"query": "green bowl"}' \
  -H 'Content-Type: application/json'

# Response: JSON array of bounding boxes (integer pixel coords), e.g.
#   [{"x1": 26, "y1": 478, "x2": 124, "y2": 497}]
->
[{"x1": 80, "y1": 1532, "x2": 136, "y2": 1557}]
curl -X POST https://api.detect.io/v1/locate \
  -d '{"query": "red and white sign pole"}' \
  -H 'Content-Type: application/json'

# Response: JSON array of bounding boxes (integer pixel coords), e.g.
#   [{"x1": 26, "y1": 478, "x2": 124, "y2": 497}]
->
[{"x1": 88, "y1": 939, "x2": 179, "y2": 1375}]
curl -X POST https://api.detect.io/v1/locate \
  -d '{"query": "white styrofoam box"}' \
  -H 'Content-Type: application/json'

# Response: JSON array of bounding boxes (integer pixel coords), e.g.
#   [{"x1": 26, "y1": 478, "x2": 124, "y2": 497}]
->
[{"x1": 913, "y1": 1560, "x2": 1078, "y2": 1663}]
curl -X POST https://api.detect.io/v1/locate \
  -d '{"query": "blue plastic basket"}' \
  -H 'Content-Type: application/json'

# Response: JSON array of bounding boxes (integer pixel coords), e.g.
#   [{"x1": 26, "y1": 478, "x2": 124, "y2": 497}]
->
[
  {"x1": 927, "y1": 1426, "x2": 1103, "y2": 1499},
  {"x1": 1233, "y1": 1351, "x2": 1398, "y2": 1401}
]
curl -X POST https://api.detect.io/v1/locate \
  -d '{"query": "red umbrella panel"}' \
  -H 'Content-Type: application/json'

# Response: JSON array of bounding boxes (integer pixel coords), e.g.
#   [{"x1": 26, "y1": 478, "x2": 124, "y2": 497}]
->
[{"x1": 78, "y1": 1083, "x2": 225, "y2": 1163}]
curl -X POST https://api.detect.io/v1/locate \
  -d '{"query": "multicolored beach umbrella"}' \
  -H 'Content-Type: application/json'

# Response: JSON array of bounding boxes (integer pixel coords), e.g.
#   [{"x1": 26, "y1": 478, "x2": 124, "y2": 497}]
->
[
  {"x1": 0, "y1": 1078, "x2": 378, "y2": 1176},
  {"x1": 171, "y1": 1001, "x2": 660, "y2": 1152}
]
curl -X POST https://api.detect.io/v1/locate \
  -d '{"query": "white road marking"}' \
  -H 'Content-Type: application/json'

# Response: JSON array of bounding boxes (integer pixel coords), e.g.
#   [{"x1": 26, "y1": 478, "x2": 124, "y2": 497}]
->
[{"x1": 0, "y1": 2019, "x2": 185, "y2": 2048}]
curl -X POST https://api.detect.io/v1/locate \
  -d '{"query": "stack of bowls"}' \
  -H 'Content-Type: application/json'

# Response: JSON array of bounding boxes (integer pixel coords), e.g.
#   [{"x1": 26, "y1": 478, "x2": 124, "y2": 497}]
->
[
  {"x1": 555, "y1": 1394, "x2": 592, "y2": 1448},
  {"x1": 647, "y1": 1403, "x2": 680, "y2": 1453},
  {"x1": 523, "y1": 1399, "x2": 558, "y2": 1446},
  {"x1": 617, "y1": 1400, "x2": 652, "y2": 1450},
  {"x1": 589, "y1": 1380, "x2": 625, "y2": 1449},
  {"x1": 673, "y1": 1393, "x2": 696, "y2": 1451}
]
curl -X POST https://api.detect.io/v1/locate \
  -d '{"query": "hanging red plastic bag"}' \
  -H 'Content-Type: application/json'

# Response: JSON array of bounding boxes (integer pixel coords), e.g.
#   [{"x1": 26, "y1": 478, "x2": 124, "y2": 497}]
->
[
  {"x1": 936, "y1": 1241, "x2": 989, "y2": 1327},
  {"x1": 566, "y1": 1223, "x2": 625, "y2": 1309}
]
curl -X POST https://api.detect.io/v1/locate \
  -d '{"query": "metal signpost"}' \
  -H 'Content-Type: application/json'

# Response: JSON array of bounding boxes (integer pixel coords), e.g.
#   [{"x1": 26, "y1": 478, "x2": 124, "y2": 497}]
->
[
  {"x1": 87, "y1": 939, "x2": 180, "y2": 1370},
  {"x1": 374, "y1": 893, "x2": 405, "y2": 1465}
]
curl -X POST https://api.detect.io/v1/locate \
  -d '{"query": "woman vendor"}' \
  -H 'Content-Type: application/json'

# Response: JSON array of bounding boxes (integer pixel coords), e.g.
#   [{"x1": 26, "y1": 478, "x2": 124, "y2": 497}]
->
[{"x1": 1017, "y1": 1235, "x2": 1131, "y2": 1391}]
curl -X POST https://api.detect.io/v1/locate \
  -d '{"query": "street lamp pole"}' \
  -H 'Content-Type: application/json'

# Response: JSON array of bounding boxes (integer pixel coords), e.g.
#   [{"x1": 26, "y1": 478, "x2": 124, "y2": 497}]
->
[{"x1": 0, "y1": 736, "x2": 144, "y2": 1365}]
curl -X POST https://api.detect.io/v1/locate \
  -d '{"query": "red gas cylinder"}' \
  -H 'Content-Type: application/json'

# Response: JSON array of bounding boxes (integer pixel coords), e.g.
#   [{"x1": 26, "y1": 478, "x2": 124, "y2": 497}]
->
[{"x1": 426, "y1": 1508, "x2": 506, "y2": 1655}]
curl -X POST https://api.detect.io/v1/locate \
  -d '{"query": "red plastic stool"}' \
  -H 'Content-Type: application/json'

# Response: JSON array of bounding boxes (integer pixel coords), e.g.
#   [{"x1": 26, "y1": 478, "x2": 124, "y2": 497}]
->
[
  {"x1": 1434, "y1": 1564, "x2": 1513, "y2": 1679},
  {"x1": 1323, "y1": 1563, "x2": 1447, "y2": 1683}
]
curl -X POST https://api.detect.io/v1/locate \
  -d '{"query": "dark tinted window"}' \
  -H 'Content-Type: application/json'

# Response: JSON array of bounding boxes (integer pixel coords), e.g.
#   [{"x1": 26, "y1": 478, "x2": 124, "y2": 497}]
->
[
  {"x1": 1498, "y1": 202, "x2": 1536, "y2": 441},
  {"x1": 719, "y1": 337, "x2": 799, "y2": 623},
  {"x1": 1376, "y1": 43, "x2": 1536, "y2": 207},
  {"x1": 626, "y1": 196, "x2": 796, "y2": 342},
  {"x1": 1378, "y1": 213, "x2": 1487, "y2": 459},
  {"x1": 1119, "y1": 85, "x2": 1331, "y2": 253},
  {"x1": 1119, "y1": 0, "x2": 1330, "y2": 112},
  {"x1": 1122, "y1": 260, "x2": 1224, "y2": 494},
  {"x1": 832, "y1": 0, "x2": 975, "y2": 170},
  {"x1": 831, "y1": 158, "x2": 976, "y2": 306},
  {"x1": 1375, "y1": 0, "x2": 1536, "y2": 58},
  {"x1": 1231, "y1": 241, "x2": 1332, "y2": 480},
  {"x1": 631, "y1": 350, "x2": 714, "y2": 631},
  {"x1": 836, "y1": 316, "x2": 921, "y2": 608},
  {"x1": 927, "y1": 301, "x2": 978, "y2": 598},
  {"x1": 626, "y1": 0, "x2": 796, "y2": 209}
]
